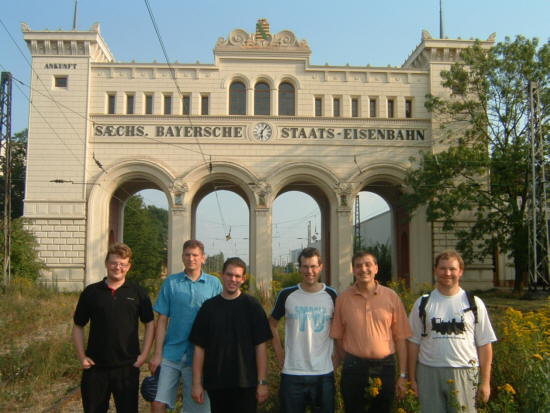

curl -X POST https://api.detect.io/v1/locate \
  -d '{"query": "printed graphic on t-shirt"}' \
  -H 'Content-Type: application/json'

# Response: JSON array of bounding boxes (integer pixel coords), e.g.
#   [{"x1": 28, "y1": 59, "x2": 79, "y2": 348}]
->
[
  {"x1": 288, "y1": 305, "x2": 331, "y2": 332},
  {"x1": 431, "y1": 316, "x2": 465, "y2": 335}
]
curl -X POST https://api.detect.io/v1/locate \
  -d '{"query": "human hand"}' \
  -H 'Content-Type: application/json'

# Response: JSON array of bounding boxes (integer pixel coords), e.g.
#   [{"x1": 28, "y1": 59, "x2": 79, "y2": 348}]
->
[
  {"x1": 192, "y1": 383, "x2": 205, "y2": 404},
  {"x1": 477, "y1": 381, "x2": 491, "y2": 403},
  {"x1": 396, "y1": 376, "x2": 408, "y2": 398},
  {"x1": 149, "y1": 354, "x2": 162, "y2": 374},
  {"x1": 81, "y1": 356, "x2": 95, "y2": 369},
  {"x1": 133, "y1": 353, "x2": 147, "y2": 368},
  {"x1": 256, "y1": 384, "x2": 269, "y2": 403}
]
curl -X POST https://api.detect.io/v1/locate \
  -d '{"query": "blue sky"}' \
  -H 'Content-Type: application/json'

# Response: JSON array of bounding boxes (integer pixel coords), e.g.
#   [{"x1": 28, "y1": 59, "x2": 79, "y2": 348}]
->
[{"x1": 1, "y1": 0, "x2": 548, "y2": 263}]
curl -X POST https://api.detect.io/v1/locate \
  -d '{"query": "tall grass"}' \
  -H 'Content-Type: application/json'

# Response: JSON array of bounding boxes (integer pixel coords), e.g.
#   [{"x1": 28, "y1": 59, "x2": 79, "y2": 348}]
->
[{"x1": 0, "y1": 279, "x2": 81, "y2": 411}]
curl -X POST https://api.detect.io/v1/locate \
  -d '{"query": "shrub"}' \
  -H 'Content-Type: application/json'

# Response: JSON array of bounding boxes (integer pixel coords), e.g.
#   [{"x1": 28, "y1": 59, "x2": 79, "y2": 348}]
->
[{"x1": 0, "y1": 218, "x2": 45, "y2": 282}]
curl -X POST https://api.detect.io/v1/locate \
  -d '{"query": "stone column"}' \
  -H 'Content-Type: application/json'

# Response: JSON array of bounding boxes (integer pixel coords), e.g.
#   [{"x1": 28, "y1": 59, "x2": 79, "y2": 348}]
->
[
  {"x1": 168, "y1": 207, "x2": 191, "y2": 274},
  {"x1": 271, "y1": 88, "x2": 278, "y2": 116},
  {"x1": 409, "y1": 205, "x2": 433, "y2": 292},
  {"x1": 332, "y1": 183, "x2": 354, "y2": 291},
  {"x1": 250, "y1": 207, "x2": 272, "y2": 298},
  {"x1": 247, "y1": 87, "x2": 254, "y2": 115}
]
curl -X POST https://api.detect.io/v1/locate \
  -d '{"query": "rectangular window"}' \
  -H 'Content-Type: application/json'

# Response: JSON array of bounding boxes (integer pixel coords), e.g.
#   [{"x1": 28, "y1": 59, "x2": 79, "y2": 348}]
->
[
  {"x1": 145, "y1": 94, "x2": 153, "y2": 115},
  {"x1": 405, "y1": 99, "x2": 413, "y2": 118},
  {"x1": 182, "y1": 95, "x2": 190, "y2": 115},
  {"x1": 107, "y1": 93, "x2": 116, "y2": 114},
  {"x1": 54, "y1": 76, "x2": 68, "y2": 88},
  {"x1": 387, "y1": 99, "x2": 395, "y2": 118},
  {"x1": 315, "y1": 97, "x2": 322, "y2": 117},
  {"x1": 126, "y1": 94, "x2": 135, "y2": 115},
  {"x1": 201, "y1": 95, "x2": 209, "y2": 115},
  {"x1": 369, "y1": 99, "x2": 377, "y2": 117},
  {"x1": 163, "y1": 94, "x2": 172, "y2": 115},
  {"x1": 351, "y1": 98, "x2": 359, "y2": 118},
  {"x1": 333, "y1": 97, "x2": 341, "y2": 117}
]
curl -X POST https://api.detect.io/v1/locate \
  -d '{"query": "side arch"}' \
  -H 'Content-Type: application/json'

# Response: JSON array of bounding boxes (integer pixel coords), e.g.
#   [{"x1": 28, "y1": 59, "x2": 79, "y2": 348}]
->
[{"x1": 86, "y1": 159, "x2": 176, "y2": 285}]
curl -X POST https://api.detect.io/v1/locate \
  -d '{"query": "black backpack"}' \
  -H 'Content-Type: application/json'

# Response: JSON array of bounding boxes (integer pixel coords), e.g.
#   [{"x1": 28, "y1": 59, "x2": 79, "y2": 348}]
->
[{"x1": 418, "y1": 291, "x2": 478, "y2": 337}]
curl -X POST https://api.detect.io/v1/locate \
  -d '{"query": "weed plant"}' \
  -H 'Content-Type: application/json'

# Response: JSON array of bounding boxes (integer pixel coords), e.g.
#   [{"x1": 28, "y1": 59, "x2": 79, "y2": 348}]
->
[{"x1": 0, "y1": 279, "x2": 81, "y2": 411}]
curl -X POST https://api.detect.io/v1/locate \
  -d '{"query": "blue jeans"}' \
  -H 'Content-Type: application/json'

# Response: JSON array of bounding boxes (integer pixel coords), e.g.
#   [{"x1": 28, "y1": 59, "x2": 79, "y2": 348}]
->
[
  {"x1": 155, "y1": 358, "x2": 210, "y2": 413},
  {"x1": 341, "y1": 353, "x2": 395, "y2": 413},
  {"x1": 280, "y1": 372, "x2": 335, "y2": 413}
]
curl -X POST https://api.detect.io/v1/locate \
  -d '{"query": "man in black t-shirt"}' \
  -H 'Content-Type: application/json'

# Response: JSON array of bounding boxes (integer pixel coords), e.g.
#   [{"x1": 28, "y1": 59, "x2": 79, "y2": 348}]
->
[
  {"x1": 72, "y1": 243, "x2": 155, "y2": 413},
  {"x1": 189, "y1": 257, "x2": 272, "y2": 413}
]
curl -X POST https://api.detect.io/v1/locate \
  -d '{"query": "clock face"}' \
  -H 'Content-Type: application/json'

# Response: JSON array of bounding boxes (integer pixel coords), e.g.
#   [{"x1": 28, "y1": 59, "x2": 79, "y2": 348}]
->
[{"x1": 253, "y1": 122, "x2": 273, "y2": 142}]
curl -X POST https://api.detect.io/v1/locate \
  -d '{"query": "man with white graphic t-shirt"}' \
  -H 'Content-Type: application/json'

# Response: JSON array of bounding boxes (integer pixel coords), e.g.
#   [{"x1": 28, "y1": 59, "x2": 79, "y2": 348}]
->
[
  {"x1": 269, "y1": 247, "x2": 337, "y2": 413},
  {"x1": 408, "y1": 250, "x2": 497, "y2": 413}
]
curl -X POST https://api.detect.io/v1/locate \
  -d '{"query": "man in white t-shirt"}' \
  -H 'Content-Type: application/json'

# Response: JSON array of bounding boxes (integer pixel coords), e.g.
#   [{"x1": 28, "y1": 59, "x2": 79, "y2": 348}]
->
[
  {"x1": 408, "y1": 250, "x2": 497, "y2": 413},
  {"x1": 269, "y1": 247, "x2": 337, "y2": 413}
]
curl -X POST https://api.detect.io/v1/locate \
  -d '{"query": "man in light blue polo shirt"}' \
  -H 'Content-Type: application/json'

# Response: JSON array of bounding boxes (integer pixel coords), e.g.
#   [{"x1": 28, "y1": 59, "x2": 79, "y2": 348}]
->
[{"x1": 150, "y1": 240, "x2": 222, "y2": 413}]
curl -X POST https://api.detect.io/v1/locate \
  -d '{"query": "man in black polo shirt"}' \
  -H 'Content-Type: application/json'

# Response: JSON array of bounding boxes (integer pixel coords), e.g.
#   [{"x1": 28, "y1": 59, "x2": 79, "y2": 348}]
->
[{"x1": 72, "y1": 243, "x2": 155, "y2": 413}]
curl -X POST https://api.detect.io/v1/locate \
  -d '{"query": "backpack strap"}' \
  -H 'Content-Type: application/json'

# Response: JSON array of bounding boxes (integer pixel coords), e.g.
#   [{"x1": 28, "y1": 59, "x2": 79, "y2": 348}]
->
[
  {"x1": 418, "y1": 293, "x2": 431, "y2": 337},
  {"x1": 464, "y1": 291, "x2": 478, "y2": 324}
]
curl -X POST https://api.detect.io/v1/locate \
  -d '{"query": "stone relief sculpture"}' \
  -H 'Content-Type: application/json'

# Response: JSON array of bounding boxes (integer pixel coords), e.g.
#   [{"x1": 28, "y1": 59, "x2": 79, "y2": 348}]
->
[
  {"x1": 171, "y1": 180, "x2": 188, "y2": 206},
  {"x1": 335, "y1": 183, "x2": 352, "y2": 208}
]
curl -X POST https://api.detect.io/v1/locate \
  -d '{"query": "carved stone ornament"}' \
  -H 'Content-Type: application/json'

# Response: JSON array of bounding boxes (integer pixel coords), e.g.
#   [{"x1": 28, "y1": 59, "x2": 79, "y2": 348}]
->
[
  {"x1": 216, "y1": 28, "x2": 309, "y2": 51},
  {"x1": 421, "y1": 30, "x2": 432, "y2": 40},
  {"x1": 251, "y1": 181, "x2": 272, "y2": 207},
  {"x1": 335, "y1": 183, "x2": 352, "y2": 208},
  {"x1": 171, "y1": 180, "x2": 188, "y2": 206}
]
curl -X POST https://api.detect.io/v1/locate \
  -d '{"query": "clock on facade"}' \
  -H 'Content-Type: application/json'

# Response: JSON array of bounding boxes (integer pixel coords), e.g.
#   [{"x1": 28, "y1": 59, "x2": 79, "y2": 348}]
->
[{"x1": 253, "y1": 122, "x2": 273, "y2": 142}]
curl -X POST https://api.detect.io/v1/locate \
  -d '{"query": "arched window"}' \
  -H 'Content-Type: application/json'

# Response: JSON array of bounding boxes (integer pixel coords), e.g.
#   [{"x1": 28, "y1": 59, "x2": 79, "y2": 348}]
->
[
  {"x1": 254, "y1": 82, "x2": 270, "y2": 115},
  {"x1": 229, "y1": 81, "x2": 246, "y2": 115},
  {"x1": 279, "y1": 82, "x2": 295, "y2": 116}
]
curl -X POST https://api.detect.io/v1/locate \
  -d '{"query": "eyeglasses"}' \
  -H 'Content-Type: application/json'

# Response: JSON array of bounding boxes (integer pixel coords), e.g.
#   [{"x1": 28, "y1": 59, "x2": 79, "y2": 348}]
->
[{"x1": 108, "y1": 262, "x2": 130, "y2": 269}]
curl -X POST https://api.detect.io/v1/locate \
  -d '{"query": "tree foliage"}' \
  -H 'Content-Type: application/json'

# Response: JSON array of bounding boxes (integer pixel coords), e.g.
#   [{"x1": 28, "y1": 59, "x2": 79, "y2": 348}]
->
[
  {"x1": 204, "y1": 251, "x2": 225, "y2": 274},
  {"x1": 0, "y1": 129, "x2": 27, "y2": 218},
  {"x1": 123, "y1": 195, "x2": 168, "y2": 284},
  {"x1": 363, "y1": 242, "x2": 392, "y2": 285},
  {"x1": 402, "y1": 36, "x2": 549, "y2": 290},
  {"x1": 0, "y1": 218, "x2": 45, "y2": 282}
]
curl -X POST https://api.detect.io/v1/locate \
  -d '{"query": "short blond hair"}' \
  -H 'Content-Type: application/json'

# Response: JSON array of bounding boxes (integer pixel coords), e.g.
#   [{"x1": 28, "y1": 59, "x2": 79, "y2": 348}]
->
[
  {"x1": 105, "y1": 243, "x2": 133, "y2": 263},
  {"x1": 434, "y1": 250, "x2": 464, "y2": 270}
]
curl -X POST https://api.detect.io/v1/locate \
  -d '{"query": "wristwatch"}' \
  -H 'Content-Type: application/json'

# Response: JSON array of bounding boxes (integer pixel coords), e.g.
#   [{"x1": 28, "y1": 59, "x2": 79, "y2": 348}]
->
[
  {"x1": 258, "y1": 379, "x2": 269, "y2": 385},
  {"x1": 399, "y1": 372, "x2": 408, "y2": 379}
]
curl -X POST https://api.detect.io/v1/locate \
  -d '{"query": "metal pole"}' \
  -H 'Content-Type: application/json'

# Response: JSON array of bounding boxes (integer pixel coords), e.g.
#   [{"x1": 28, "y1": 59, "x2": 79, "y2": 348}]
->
[
  {"x1": 529, "y1": 81, "x2": 538, "y2": 288},
  {"x1": 0, "y1": 72, "x2": 12, "y2": 286}
]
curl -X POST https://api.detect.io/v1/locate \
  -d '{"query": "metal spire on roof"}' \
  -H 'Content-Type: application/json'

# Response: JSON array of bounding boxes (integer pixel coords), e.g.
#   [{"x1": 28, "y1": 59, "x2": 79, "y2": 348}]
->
[
  {"x1": 440, "y1": 0, "x2": 445, "y2": 39},
  {"x1": 72, "y1": 0, "x2": 79, "y2": 30}
]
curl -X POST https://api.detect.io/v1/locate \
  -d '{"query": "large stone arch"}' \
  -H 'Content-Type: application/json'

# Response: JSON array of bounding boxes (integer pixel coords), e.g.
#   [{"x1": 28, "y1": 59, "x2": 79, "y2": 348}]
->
[
  {"x1": 267, "y1": 161, "x2": 343, "y2": 286},
  {"x1": 86, "y1": 159, "x2": 175, "y2": 285},
  {"x1": 350, "y1": 161, "x2": 432, "y2": 289}
]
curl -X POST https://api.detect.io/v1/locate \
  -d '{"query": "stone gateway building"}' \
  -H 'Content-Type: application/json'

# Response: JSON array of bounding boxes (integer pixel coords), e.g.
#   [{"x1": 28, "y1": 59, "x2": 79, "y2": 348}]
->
[{"x1": 21, "y1": 19, "x2": 499, "y2": 291}]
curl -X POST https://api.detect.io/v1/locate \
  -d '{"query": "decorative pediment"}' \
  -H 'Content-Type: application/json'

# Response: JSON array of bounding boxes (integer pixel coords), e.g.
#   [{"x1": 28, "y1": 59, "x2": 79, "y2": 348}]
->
[{"x1": 215, "y1": 19, "x2": 310, "y2": 53}]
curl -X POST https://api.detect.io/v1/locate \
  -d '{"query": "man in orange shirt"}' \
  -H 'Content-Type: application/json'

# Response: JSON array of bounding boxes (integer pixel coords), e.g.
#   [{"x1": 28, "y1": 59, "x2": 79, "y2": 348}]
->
[{"x1": 330, "y1": 251, "x2": 411, "y2": 413}]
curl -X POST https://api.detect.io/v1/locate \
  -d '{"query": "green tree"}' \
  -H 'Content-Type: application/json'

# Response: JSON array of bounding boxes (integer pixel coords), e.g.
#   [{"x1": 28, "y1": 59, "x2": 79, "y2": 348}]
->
[
  {"x1": 204, "y1": 251, "x2": 225, "y2": 274},
  {"x1": 364, "y1": 242, "x2": 392, "y2": 285},
  {"x1": 0, "y1": 218, "x2": 45, "y2": 281},
  {"x1": 402, "y1": 36, "x2": 549, "y2": 291},
  {"x1": 123, "y1": 195, "x2": 167, "y2": 283},
  {"x1": 0, "y1": 129, "x2": 27, "y2": 218}
]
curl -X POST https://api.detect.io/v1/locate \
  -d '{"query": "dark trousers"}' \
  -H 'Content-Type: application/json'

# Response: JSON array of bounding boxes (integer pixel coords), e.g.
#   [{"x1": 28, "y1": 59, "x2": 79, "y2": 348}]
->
[
  {"x1": 81, "y1": 364, "x2": 140, "y2": 413},
  {"x1": 208, "y1": 387, "x2": 257, "y2": 413},
  {"x1": 341, "y1": 353, "x2": 396, "y2": 413},
  {"x1": 280, "y1": 372, "x2": 335, "y2": 413}
]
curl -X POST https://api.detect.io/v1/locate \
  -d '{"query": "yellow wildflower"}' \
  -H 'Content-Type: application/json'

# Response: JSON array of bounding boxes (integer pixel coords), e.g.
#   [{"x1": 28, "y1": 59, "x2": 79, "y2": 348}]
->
[
  {"x1": 396, "y1": 409, "x2": 407, "y2": 413},
  {"x1": 447, "y1": 379, "x2": 455, "y2": 384},
  {"x1": 369, "y1": 387, "x2": 380, "y2": 397},
  {"x1": 532, "y1": 353, "x2": 543, "y2": 361},
  {"x1": 372, "y1": 377, "x2": 383, "y2": 387},
  {"x1": 498, "y1": 383, "x2": 516, "y2": 395}
]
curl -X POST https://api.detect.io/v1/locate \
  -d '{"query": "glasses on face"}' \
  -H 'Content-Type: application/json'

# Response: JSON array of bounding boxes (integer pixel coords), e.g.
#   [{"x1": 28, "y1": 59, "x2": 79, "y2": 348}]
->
[{"x1": 108, "y1": 262, "x2": 130, "y2": 269}]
